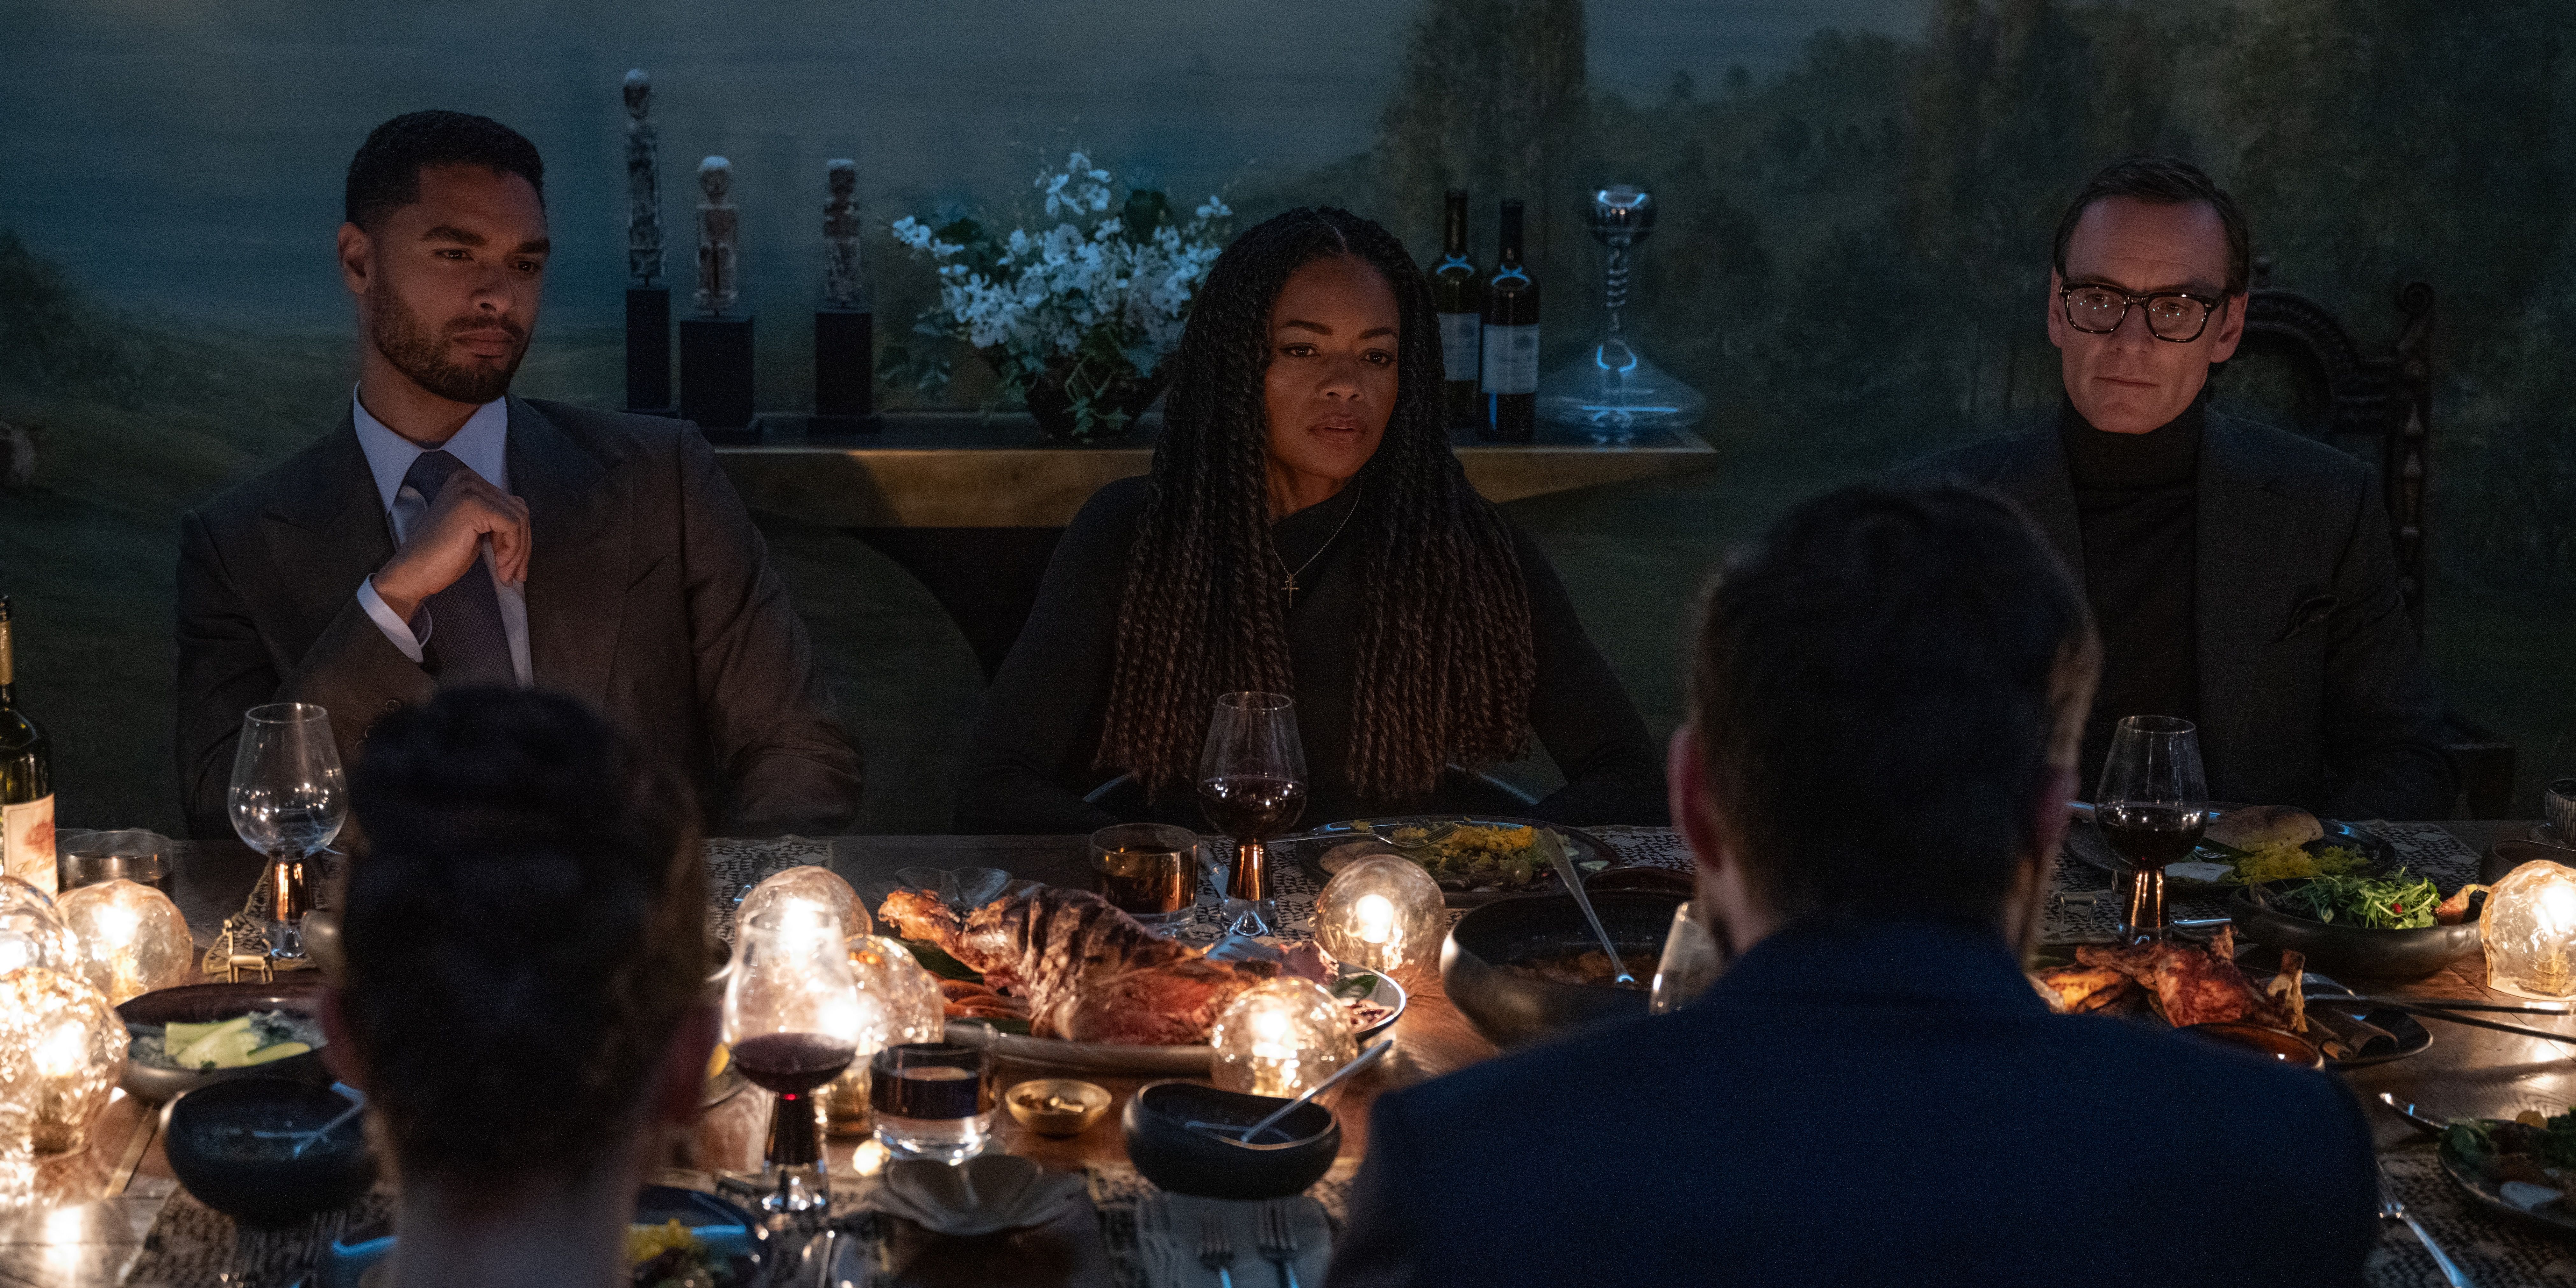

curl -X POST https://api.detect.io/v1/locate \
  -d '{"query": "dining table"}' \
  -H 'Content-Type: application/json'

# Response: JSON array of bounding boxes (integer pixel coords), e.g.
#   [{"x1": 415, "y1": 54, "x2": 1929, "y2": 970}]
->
[{"x1": 1, "y1": 820, "x2": 2567, "y2": 1287}]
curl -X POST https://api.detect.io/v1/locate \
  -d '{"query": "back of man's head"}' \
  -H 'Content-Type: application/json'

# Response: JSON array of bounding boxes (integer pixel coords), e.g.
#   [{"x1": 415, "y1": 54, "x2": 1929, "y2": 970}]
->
[
  {"x1": 1687, "y1": 484, "x2": 2099, "y2": 925},
  {"x1": 339, "y1": 688, "x2": 703, "y2": 1197}
]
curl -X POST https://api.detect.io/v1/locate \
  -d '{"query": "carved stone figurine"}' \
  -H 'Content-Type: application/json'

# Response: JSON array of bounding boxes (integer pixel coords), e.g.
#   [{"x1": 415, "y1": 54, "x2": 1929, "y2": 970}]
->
[
  {"x1": 695, "y1": 156, "x2": 738, "y2": 316},
  {"x1": 623, "y1": 69, "x2": 662, "y2": 288},
  {"x1": 822, "y1": 159, "x2": 865, "y2": 309}
]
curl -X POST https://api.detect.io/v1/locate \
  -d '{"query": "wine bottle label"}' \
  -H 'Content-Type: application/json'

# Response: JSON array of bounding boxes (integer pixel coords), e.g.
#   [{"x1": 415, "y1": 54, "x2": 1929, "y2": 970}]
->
[
  {"x1": 2, "y1": 793, "x2": 54, "y2": 896},
  {"x1": 1438, "y1": 311, "x2": 1481, "y2": 382},
  {"x1": 1481, "y1": 323, "x2": 1540, "y2": 395}
]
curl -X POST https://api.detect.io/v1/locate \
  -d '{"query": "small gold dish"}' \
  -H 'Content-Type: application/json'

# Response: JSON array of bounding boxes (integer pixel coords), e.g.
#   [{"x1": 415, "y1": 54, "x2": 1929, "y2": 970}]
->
[{"x1": 1007, "y1": 1078, "x2": 1111, "y2": 1137}]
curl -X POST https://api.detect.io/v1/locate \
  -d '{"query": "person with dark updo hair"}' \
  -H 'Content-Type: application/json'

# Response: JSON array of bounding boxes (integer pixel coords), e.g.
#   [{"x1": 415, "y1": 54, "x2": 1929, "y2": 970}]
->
[
  {"x1": 321, "y1": 687, "x2": 715, "y2": 1288},
  {"x1": 956, "y1": 207, "x2": 1663, "y2": 832}
]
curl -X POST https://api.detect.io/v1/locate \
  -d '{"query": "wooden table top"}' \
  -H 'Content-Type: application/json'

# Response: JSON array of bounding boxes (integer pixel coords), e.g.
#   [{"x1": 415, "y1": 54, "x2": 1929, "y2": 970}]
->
[
  {"x1": 715, "y1": 411, "x2": 1722, "y2": 528},
  {"x1": 4, "y1": 822, "x2": 2562, "y2": 1284}
]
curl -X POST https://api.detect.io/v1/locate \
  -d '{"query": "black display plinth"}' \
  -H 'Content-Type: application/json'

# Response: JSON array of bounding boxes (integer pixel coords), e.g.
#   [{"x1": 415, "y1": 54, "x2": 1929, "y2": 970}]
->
[
  {"x1": 814, "y1": 308, "x2": 878, "y2": 431},
  {"x1": 679, "y1": 314, "x2": 755, "y2": 437},
  {"x1": 624, "y1": 288, "x2": 674, "y2": 415}
]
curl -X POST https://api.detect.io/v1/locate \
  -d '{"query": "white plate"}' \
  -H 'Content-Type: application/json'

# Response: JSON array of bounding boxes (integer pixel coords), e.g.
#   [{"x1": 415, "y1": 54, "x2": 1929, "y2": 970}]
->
[{"x1": 940, "y1": 966, "x2": 1405, "y2": 1074}]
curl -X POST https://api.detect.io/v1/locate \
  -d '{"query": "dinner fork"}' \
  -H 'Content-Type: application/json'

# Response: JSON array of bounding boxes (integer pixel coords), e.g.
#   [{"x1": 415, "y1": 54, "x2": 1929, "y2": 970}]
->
[
  {"x1": 2380, "y1": 1165, "x2": 2474, "y2": 1288},
  {"x1": 1199, "y1": 1213, "x2": 1237, "y2": 1288},
  {"x1": 1258, "y1": 1200, "x2": 1303, "y2": 1288}
]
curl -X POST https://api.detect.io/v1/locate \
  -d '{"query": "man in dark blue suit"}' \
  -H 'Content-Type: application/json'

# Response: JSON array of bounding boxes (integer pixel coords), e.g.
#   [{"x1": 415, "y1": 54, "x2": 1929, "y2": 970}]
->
[{"x1": 1327, "y1": 484, "x2": 2379, "y2": 1287}]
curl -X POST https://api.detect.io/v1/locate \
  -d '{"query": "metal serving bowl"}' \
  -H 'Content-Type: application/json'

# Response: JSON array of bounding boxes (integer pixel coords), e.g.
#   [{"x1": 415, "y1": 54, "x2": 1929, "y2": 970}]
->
[
  {"x1": 1440, "y1": 890, "x2": 1685, "y2": 1049},
  {"x1": 117, "y1": 979, "x2": 332, "y2": 1104},
  {"x1": 2227, "y1": 881, "x2": 2483, "y2": 980}
]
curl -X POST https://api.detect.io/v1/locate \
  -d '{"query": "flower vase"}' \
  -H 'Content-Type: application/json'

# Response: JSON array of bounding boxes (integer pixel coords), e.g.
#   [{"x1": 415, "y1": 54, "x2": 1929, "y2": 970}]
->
[{"x1": 1016, "y1": 352, "x2": 1166, "y2": 444}]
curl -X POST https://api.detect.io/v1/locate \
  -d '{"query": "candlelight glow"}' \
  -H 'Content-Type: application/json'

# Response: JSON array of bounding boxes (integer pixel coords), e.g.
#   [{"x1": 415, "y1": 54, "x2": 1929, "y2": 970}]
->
[
  {"x1": 2483, "y1": 860, "x2": 2576, "y2": 1000},
  {"x1": 1210, "y1": 978, "x2": 1357, "y2": 1099},
  {"x1": 1314, "y1": 856, "x2": 1446, "y2": 975},
  {"x1": 0, "y1": 877, "x2": 78, "y2": 979},
  {"x1": 55, "y1": 879, "x2": 194, "y2": 1005},
  {"x1": 739, "y1": 865, "x2": 873, "y2": 941},
  {"x1": 0, "y1": 967, "x2": 128, "y2": 1155}
]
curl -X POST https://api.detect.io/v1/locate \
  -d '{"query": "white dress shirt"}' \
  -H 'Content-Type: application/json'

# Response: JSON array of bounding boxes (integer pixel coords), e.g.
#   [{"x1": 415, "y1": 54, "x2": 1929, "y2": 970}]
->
[{"x1": 349, "y1": 390, "x2": 534, "y2": 686}]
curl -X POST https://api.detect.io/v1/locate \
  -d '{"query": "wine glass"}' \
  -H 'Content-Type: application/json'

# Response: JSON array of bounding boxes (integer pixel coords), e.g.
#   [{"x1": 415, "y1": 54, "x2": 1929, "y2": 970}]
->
[
  {"x1": 226, "y1": 703, "x2": 346, "y2": 960},
  {"x1": 1648, "y1": 900, "x2": 1722, "y2": 1014},
  {"x1": 1197, "y1": 692, "x2": 1307, "y2": 938},
  {"x1": 727, "y1": 904, "x2": 873, "y2": 1222},
  {"x1": 2095, "y1": 715, "x2": 2209, "y2": 943}
]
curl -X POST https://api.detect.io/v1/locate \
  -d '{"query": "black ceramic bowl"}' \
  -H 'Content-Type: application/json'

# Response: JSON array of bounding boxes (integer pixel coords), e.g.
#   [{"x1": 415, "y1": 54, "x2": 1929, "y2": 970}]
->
[
  {"x1": 117, "y1": 979, "x2": 332, "y2": 1104},
  {"x1": 163, "y1": 1077, "x2": 376, "y2": 1227},
  {"x1": 1121, "y1": 1080, "x2": 1339, "y2": 1201},
  {"x1": 1441, "y1": 890, "x2": 1683, "y2": 1048},
  {"x1": 2228, "y1": 881, "x2": 2483, "y2": 980}
]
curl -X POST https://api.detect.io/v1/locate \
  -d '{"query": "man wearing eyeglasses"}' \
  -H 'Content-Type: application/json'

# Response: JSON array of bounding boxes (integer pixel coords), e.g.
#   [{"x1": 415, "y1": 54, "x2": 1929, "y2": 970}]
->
[{"x1": 1901, "y1": 155, "x2": 2452, "y2": 819}]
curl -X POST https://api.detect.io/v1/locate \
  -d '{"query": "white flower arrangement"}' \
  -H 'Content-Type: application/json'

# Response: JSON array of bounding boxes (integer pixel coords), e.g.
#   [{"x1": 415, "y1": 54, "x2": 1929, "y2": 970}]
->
[{"x1": 886, "y1": 151, "x2": 1232, "y2": 438}]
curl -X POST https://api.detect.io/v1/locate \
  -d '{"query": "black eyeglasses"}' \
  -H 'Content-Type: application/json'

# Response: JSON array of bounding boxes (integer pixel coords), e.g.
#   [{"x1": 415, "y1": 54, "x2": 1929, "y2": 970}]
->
[{"x1": 2058, "y1": 282, "x2": 2227, "y2": 343}]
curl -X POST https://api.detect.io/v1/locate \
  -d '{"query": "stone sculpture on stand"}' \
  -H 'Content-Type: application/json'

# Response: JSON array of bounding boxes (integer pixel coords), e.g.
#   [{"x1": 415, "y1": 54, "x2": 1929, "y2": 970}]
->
[
  {"x1": 814, "y1": 158, "x2": 877, "y2": 431},
  {"x1": 621, "y1": 69, "x2": 673, "y2": 415},
  {"x1": 679, "y1": 156, "x2": 756, "y2": 433}
]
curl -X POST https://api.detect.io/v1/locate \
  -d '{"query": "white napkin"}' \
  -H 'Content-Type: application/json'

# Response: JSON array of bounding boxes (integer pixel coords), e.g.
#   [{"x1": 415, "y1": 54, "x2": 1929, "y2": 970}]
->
[{"x1": 1137, "y1": 1192, "x2": 1331, "y2": 1288}]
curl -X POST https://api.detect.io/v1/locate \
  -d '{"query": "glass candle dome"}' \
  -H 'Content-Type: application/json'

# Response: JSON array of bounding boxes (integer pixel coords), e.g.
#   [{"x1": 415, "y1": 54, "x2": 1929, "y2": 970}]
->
[
  {"x1": 849, "y1": 935, "x2": 946, "y2": 1046},
  {"x1": 1314, "y1": 856, "x2": 1447, "y2": 976},
  {"x1": 1209, "y1": 977, "x2": 1357, "y2": 1099},
  {"x1": 740, "y1": 865, "x2": 873, "y2": 941},
  {"x1": 0, "y1": 967, "x2": 129, "y2": 1155},
  {"x1": 0, "y1": 876, "x2": 80, "y2": 978},
  {"x1": 2484, "y1": 859, "x2": 2576, "y2": 1000},
  {"x1": 56, "y1": 878, "x2": 195, "y2": 1004}
]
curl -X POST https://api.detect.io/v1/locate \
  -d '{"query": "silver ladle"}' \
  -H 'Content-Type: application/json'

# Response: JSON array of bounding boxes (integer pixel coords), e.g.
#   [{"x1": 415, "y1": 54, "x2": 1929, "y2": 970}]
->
[{"x1": 1543, "y1": 836, "x2": 1634, "y2": 986}]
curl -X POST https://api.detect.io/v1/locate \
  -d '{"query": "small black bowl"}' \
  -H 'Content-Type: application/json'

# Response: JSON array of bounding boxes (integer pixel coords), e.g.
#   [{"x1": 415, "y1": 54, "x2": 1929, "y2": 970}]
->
[
  {"x1": 163, "y1": 1077, "x2": 376, "y2": 1227},
  {"x1": 1121, "y1": 1080, "x2": 1339, "y2": 1201},
  {"x1": 2228, "y1": 881, "x2": 2482, "y2": 980},
  {"x1": 1441, "y1": 890, "x2": 1682, "y2": 1048},
  {"x1": 117, "y1": 979, "x2": 332, "y2": 1104}
]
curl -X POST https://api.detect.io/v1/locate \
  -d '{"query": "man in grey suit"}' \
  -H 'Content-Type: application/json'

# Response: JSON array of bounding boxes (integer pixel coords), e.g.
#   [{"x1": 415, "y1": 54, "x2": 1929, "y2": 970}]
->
[
  {"x1": 176, "y1": 110, "x2": 862, "y2": 839},
  {"x1": 1901, "y1": 155, "x2": 2451, "y2": 819}
]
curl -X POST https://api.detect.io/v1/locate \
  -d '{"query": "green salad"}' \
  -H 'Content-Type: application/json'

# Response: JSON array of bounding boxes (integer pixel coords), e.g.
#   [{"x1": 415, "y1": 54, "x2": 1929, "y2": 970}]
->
[{"x1": 2268, "y1": 868, "x2": 2440, "y2": 930}]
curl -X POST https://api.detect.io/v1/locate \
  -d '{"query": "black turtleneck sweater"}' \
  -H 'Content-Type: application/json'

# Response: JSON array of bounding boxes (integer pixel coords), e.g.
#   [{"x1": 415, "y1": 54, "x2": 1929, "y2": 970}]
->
[{"x1": 2061, "y1": 397, "x2": 2202, "y2": 786}]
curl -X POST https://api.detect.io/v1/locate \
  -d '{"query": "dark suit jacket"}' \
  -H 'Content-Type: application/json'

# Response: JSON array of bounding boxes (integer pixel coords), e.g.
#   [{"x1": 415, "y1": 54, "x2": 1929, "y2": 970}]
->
[
  {"x1": 1898, "y1": 411, "x2": 2453, "y2": 819},
  {"x1": 175, "y1": 397, "x2": 862, "y2": 839},
  {"x1": 1328, "y1": 918, "x2": 2380, "y2": 1288}
]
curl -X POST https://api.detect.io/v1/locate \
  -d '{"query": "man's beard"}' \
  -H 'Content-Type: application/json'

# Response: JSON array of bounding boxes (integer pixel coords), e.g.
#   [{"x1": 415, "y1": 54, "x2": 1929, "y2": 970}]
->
[{"x1": 366, "y1": 283, "x2": 527, "y2": 405}]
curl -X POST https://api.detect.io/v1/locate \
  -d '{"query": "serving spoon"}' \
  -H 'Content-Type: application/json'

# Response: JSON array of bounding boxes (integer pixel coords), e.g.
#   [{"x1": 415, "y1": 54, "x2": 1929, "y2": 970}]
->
[
  {"x1": 247, "y1": 1081, "x2": 366, "y2": 1158},
  {"x1": 1541, "y1": 835, "x2": 1636, "y2": 987}
]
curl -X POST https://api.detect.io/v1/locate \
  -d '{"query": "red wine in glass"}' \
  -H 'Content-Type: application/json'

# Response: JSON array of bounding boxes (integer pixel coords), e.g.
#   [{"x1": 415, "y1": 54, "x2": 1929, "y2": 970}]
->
[
  {"x1": 1198, "y1": 774, "x2": 1307, "y2": 843},
  {"x1": 2098, "y1": 803, "x2": 2208, "y2": 868},
  {"x1": 729, "y1": 1031, "x2": 856, "y2": 1094}
]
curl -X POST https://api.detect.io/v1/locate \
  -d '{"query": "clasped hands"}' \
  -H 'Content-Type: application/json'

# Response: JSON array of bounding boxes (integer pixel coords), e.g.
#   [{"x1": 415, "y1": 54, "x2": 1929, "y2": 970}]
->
[{"x1": 369, "y1": 471, "x2": 530, "y2": 623}]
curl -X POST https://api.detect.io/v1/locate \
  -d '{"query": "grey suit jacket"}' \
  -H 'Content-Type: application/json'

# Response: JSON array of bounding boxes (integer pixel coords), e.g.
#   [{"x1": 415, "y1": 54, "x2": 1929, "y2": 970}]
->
[
  {"x1": 175, "y1": 397, "x2": 863, "y2": 839},
  {"x1": 1897, "y1": 410, "x2": 2454, "y2": 820}
]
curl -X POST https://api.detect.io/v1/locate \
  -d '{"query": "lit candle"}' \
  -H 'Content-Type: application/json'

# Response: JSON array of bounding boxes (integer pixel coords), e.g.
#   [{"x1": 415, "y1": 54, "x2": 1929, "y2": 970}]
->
[
  {"x1": 1212, "y1": 979, "x2": 1357, "y2": 1099},
  {"x1": 2482, "y1": 859, "x2": 2576, "y2": 1000},
  {"x1": 56, "y1": 879, "x2": 193, "y2": 1005},
  {"x1": 1353, "y1": 894, "x2": 1395, "y2": 945},
  {"x1": 1315, "y1": 856, "x2": 1446, "y2": 975}
]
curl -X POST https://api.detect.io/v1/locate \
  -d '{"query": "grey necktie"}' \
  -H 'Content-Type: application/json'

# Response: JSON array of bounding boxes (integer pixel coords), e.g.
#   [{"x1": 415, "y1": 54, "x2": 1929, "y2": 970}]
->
[{"x1": 399, "y1": 450, "x2": 515, "y2": 686}]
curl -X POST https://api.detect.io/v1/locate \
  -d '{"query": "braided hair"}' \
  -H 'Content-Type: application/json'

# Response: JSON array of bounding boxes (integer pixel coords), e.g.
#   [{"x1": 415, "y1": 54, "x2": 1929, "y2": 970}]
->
[{"x1": 1098, "y1": 206, "x2": 1537, "y2": 801}]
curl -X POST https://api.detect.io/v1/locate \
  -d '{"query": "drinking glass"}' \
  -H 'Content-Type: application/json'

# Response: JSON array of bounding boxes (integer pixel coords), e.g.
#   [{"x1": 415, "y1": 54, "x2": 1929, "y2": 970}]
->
[
  {"x1": 727, "y1": 905, "x2": 873, "y2": 1221},
  {"x1": 1197, "y1": 692, "x2": 1307, "y2": 938},
  {"x1": 1088, "y1": 823, "x2": 1202, "y2": 929},
  {"x1": 1648, "y1": 900, "x2": 1722, "y2": 1014},
  {"x1": 226, "y1": 704, "x2": 346, "y2": 960},
  {"x1": 869, "y1": 1042, "x2": 994, "y2": 1163},
  {"x1": 2095, "y1": 715, "x2": 2209, "y2": 943}
]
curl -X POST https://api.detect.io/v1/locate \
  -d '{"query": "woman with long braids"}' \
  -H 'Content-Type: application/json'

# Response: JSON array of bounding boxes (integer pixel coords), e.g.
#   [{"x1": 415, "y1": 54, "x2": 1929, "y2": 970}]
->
[{"x1": 957, "y1": 207, "x2": 1664, "y2": 833}]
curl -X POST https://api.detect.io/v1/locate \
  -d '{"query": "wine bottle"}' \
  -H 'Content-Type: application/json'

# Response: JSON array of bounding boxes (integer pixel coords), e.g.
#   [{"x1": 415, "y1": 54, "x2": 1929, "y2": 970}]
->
[
  {"x1": 0, "y1": 595, "x2": 56, "y2": 895},
  {"x1": 1480, "y1": 199, "x2": 1539, "y2": 441},
  {"x1": 1428, "y1": 189, "x2": 1484, "y2": 430}
]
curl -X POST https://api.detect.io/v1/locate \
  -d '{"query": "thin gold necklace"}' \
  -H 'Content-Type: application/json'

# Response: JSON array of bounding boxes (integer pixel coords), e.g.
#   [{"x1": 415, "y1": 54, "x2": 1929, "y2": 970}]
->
[{"x1": 1274, "y1": 478, "x2": 1363, "y2": 602}]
